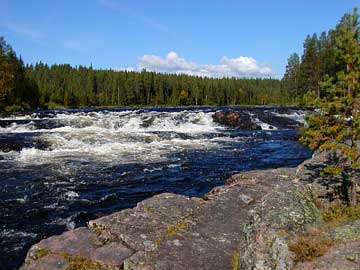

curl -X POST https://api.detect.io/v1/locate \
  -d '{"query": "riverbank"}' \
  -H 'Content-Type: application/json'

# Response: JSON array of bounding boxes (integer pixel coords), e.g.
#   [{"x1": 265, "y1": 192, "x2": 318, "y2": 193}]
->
[{"x1": 19, "y1": 151, "x2": 360, "y2": 270}]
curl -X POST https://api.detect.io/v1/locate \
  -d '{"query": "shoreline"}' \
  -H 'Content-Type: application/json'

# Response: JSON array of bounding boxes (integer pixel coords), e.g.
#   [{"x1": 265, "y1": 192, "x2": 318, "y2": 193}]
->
[
  {"x1": 19, "y1": 151, "x2": 360, "y2": 270},
  {"x1": 18, "y1": 153, "x2": 322, "y2": 270}
]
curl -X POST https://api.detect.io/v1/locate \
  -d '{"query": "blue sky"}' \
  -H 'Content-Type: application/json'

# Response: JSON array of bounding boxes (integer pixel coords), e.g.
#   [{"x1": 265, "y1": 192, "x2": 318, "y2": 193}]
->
[{"x1": 0, "y1": 0, "x2": 359, "y2": 78}]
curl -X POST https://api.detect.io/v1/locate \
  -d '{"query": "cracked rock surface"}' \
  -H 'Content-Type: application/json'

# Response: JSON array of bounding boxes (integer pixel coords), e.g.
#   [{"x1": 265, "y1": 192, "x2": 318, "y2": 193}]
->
[
  {"x1": 20, "y1": 168, "x2": 301, "y2": 270},
  {"x1": 21, "y1": 154, "x2": 358, "y2": 270}
]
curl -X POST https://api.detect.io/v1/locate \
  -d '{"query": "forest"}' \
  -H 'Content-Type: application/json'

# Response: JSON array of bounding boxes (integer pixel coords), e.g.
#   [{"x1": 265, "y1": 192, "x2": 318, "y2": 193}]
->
[
  {"x1": 282, "y1": 7, "x2": 359, "y2": 105},
  {"x1": 1, "y1": 39, "x2": 286, "y2": 111},
  {"x1": 24, "y1": 65, "x2": 284, "y2": 108}
]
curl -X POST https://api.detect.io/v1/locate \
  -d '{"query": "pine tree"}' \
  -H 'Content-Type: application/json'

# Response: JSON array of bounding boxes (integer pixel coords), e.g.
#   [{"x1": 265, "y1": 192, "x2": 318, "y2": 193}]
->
[
  {"x1": 0, "y1": 37, "x2": 15, "y2": 104},
  {"x1": 301, "y1": 8, "x2": 360, "y2": 206},
  {"x1": 283, "y1": 53, "x2": 300, "y2": 103},
  {"x1": 299, "y1": 34, "x2": 321, "y2": 99}
]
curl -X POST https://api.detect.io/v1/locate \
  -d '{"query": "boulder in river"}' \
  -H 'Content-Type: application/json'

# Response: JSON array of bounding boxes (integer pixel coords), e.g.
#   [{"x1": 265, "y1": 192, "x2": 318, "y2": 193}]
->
[{"x1": 212, "y1": 111, "x2": 262, "y2": 130}]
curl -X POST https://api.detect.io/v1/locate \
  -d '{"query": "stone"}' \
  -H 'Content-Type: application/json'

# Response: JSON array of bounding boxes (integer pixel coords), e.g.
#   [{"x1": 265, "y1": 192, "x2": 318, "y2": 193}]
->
[
  {"x1": 331, "y1": 219, "x2": 360, "y2": 241},
  {"x1": 20, "y1": 254, "x2": 68, "y2": 270},
  {"x1": 88, "y1": 193, "x2": 204, "y2": 251},
  {"x1": 293, "y1": 240, "x2": 360, "y2": 270},
  {"x1": 212, "y1": 110, "x2": 261, "y2": 130},
  {"x1": 21, "y1": 151, "x2": 359, "y2": 270},
  {"x1": 22, "y1": 227, "x2": 133, "y2": 269}
]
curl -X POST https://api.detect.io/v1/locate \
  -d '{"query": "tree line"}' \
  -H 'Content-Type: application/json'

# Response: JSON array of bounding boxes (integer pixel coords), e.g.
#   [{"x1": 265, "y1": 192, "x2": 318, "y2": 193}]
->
[
  {"x1": 24, "y1": 64, "x2": 285, "y2": 108},
  {"x1": 0, "y1": 37, "x2": 39, "y2": 111},
  {"x1": 0, "y1": 38, "x2": 290, "y2": 111}
]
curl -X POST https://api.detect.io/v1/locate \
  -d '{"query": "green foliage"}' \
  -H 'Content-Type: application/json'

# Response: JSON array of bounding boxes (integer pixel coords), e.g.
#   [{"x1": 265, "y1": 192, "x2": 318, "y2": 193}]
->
[
  {"x1": 0, "y1": 36, "x2": 39, "y2": 110},
  {"x1": 3, "y1": 104, "x2": 24, "y2": 112},
  {"x1": 23, "y1": 64, "x2": 288, "y2": 108},
  {"x1": 321, "y1": 202, "x2": 360, "y2": 223},
  {"x1": 300, "y1": 7, "x2": 360, "y2": 206},
  {"x1": 282, "y1": 53, "x2": 300, "y2": 103},
  {"x1": 0, "y1": 37, "x2": 295, "y2": 110}
]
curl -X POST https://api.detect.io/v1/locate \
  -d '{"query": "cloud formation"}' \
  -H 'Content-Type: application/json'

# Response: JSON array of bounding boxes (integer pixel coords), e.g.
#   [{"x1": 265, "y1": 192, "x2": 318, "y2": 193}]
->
[{"x1": 137, "y1": 52, "x2": 274, "y2": 78}]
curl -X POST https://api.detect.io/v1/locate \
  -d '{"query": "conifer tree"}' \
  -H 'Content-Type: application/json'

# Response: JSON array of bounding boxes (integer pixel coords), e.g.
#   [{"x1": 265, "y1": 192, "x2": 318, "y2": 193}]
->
[
  {"x1": 283, "y1": 53, "x2": 300, "y2": 103},
  {"x1": 301, "y1": 8, "x2": 360, "y2": 206}
]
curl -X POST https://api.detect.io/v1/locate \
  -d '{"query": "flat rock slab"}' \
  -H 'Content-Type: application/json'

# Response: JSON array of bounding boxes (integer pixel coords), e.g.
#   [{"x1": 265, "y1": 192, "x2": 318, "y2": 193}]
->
[
  {"x1": 21, "y1": 254, "x2": 68, "y2": 270},
  {"x1": 124, "y1": 169, "x2": 296, "y2": 270},
  {"x1": 21, "y1": 227, "x2": 133, "y2": 270},
  {"x1": 20, "y1": 168, "x2": 296, "y2": 270},
  {"x1": 331, "y1": 219, "x2": 360, "y2": 241},
  {"x1": 89, "y1": 193, "x2": 204, "y2": 251}
]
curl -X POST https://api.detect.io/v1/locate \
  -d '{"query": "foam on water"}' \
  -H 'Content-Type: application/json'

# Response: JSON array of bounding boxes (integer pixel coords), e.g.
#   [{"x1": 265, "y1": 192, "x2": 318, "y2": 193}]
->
[
  {"x1": 0, "y1": 110, "x2": 224, "y2": 165},
  {"x1": 248, "y1": 112, "x2": 278, "y2": 130},
  {"x1": 271, "y1": 110, "x2": 306, "y2": 124}
]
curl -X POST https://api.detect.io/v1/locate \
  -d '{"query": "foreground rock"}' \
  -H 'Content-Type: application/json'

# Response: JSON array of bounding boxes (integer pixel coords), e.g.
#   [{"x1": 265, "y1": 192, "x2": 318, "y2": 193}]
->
[
  {"x1": 20, "y1": 152, "x2": 360, "y2": 270},
  {"x1": 21, "y1": 167, "x2": 309, "y2": 270}
]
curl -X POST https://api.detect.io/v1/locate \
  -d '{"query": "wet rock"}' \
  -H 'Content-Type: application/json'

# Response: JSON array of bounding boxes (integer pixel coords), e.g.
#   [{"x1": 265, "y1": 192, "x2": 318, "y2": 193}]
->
[
  {"x1": 213, "y1": 110, "x2": 261, "y2": 130},
  {"x1": 0, "y1": 133, "x2": 49, "y2": 152},
  {"x1": 212, "y1": 108, "x2": 307, "y2": 130}
]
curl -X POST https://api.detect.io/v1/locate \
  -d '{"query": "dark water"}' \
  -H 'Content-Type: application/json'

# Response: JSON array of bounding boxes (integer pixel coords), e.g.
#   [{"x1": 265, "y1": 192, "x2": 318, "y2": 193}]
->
[{"x1": 0, "y1": 106, "x2": 311, "y2": 270}]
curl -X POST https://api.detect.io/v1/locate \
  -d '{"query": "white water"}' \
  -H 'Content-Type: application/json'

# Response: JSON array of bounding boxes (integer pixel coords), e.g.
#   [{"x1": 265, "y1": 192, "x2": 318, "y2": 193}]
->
[
  {"x1": 248, "y1": 112, "x2": 278, "y2": 130},
  {"x1": 0, "y1": 110, "x2": 227, "y2": 165},
  {"x1": 271, "y1": 110, "x2": 306, "y2": 124},
  {"x1": 0, "y1": 109, "x2": 306, "y2": 166}
]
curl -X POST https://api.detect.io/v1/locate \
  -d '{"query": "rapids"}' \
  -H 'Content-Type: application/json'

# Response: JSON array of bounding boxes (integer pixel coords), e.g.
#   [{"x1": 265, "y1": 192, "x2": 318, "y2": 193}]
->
[{"x1": 0, "y1": 106, "x2": 311, "y2": 270}]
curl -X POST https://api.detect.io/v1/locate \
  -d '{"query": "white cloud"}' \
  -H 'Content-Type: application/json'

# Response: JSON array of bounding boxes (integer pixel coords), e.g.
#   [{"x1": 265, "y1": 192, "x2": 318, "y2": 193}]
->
[{"x1": 137, "y1": 51, "x2": 274, "y2": 78}]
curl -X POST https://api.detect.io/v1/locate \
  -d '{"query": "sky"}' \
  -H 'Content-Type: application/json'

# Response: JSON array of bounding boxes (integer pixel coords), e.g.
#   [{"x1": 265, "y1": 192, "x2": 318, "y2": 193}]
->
[{"x1": 0, "y1": 0, "x2": 359, "y2": 78}]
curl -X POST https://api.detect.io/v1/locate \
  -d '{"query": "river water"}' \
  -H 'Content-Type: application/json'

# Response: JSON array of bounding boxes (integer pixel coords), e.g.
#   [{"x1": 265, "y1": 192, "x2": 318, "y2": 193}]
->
[{"x1": 0, "y1": 106, "x2": 311, "y2": 270}]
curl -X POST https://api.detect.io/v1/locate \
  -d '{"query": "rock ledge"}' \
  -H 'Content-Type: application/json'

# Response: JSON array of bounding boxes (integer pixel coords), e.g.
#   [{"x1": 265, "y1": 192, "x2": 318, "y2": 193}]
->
[{"x1": 20, "y1": 153, "x2": 360, "y2": 270}]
